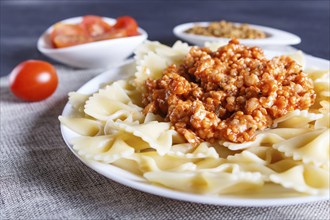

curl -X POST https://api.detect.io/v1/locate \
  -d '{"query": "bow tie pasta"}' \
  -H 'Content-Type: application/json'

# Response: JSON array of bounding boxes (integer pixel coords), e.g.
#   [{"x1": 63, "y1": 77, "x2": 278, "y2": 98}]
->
[{"x1": 59, "y1": 40, "x2": 330, "y2": 198}]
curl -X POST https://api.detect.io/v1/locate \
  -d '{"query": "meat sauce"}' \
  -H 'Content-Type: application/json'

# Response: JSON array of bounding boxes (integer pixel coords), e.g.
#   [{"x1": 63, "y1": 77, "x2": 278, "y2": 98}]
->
[{"x1": 143, "y1": 39, "x2": 315, "y2": 145}]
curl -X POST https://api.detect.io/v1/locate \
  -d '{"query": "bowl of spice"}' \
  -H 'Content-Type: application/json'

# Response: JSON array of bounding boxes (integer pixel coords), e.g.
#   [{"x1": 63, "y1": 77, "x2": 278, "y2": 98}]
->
[{"x1": 173, "y1": 20, "x2": 301, "y2": 46}]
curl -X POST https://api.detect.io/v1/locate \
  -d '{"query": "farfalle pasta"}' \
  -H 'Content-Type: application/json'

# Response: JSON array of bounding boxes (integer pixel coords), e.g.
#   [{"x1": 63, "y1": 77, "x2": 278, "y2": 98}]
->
[{"x1": 59, "y1": 40, "x2": 330, "y2": 197}]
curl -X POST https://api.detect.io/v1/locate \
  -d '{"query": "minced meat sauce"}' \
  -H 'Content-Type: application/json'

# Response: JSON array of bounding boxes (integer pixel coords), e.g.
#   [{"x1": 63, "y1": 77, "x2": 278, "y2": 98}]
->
[{"x1": 142, "y1": 39, "x2": 315, "y2": 145}]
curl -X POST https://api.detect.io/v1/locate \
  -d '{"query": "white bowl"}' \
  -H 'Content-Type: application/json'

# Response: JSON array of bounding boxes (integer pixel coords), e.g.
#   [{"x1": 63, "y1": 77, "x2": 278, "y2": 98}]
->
[
  {"x1": 173, "y1": 22, "x2": 301, "y2": 47},
  {"x1": 37, "y1": 17, "x2": 148, "y2": 68}
]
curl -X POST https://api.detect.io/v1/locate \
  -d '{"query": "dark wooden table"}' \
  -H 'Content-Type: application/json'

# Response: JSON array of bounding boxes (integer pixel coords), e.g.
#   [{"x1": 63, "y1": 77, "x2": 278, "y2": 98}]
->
[{"x1": 1, "y1": 0, "x2": 329, "y2": 77}]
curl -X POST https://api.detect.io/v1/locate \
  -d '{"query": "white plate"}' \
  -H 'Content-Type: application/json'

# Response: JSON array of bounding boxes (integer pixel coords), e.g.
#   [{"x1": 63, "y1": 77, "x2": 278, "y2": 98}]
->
[
  {"x1": 173, "y1": 22, "x2": 301, "y2": 46},
  {"x1": 60, "y1": 52, "x2": 329, "y2": 207}
]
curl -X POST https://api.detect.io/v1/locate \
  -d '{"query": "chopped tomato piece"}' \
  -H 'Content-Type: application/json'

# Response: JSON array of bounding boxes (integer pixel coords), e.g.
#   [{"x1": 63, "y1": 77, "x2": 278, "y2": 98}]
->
[
  {"x1": 80, "y1": 15, "x2": 113, "y2": 40},
  {"x1": 94, "y1": 29, "x2": 129, "y2": 41},
  {"x1": 51, "y1": 23, "x2": 90, "y2": 48},
  {"x1": 113, "y1": 16, "x2": 139, "y2": 36}
]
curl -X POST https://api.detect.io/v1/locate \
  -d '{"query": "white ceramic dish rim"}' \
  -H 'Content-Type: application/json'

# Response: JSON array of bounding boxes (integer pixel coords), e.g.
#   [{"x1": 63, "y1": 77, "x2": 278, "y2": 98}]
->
[
  {"x1": 60, "y1": 53, "x2": 330, "y2": 207},
  {"x1": 173, "y1": 21, "x2": 301, "y2": 45},
  {"x1": 38, "y1": 16, "x2": 148, "y2": 53}
]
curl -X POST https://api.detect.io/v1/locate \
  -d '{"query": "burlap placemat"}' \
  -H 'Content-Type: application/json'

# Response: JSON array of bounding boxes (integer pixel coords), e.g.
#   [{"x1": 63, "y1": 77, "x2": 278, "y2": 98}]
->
[{"x1": 1, "y1": 65, "x2": 329, "y2": 219}]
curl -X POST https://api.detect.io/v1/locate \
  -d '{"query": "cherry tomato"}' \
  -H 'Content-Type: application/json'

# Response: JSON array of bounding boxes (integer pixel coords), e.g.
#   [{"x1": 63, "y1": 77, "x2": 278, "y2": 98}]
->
[
  {"x1": 9, "y1": 60, "x2": 58, "y2": 102},
  {"x1": 51, "y1": 23, "x2": 90, "y2": 48},
  {"x1": 80, "y1": 15, "x2": 113, "y2": 40},
  {"x1": 113, "y1": 16, "x2": 138, "y2": 36}
]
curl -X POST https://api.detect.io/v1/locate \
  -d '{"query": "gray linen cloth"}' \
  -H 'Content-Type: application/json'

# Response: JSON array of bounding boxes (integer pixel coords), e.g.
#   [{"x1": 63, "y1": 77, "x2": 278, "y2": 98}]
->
[{"x1": 1, "y1": 65, "x2": 329, "y2": 220}]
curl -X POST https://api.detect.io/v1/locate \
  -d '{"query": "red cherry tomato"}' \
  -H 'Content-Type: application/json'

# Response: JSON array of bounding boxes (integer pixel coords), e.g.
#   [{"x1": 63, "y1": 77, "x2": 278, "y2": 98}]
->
[
  {"x1": 9, "y1": 60, "x2": 58, "y2": 101},
  {"x1": 51, "y1": 23, "x2": 90, "y2": 48},
  {"x1": 80, "y1": 15, "x2": 113, "y2": 40},
  {"x1": 113, "y1": 16, "x2": 139, "y2": 36}
]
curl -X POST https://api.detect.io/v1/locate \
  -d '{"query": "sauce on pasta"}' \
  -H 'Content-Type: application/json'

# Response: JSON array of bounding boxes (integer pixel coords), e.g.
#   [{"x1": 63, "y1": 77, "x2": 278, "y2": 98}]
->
[{"x1": 143, "y1": 39, "x2": 316, "y2": 145}]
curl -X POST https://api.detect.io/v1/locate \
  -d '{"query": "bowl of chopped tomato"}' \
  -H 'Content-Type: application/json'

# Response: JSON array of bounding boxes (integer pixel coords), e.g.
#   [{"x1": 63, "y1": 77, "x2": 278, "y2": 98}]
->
[{"x1": 37, "y1": 15, "x2": 147, "y2": 68}]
